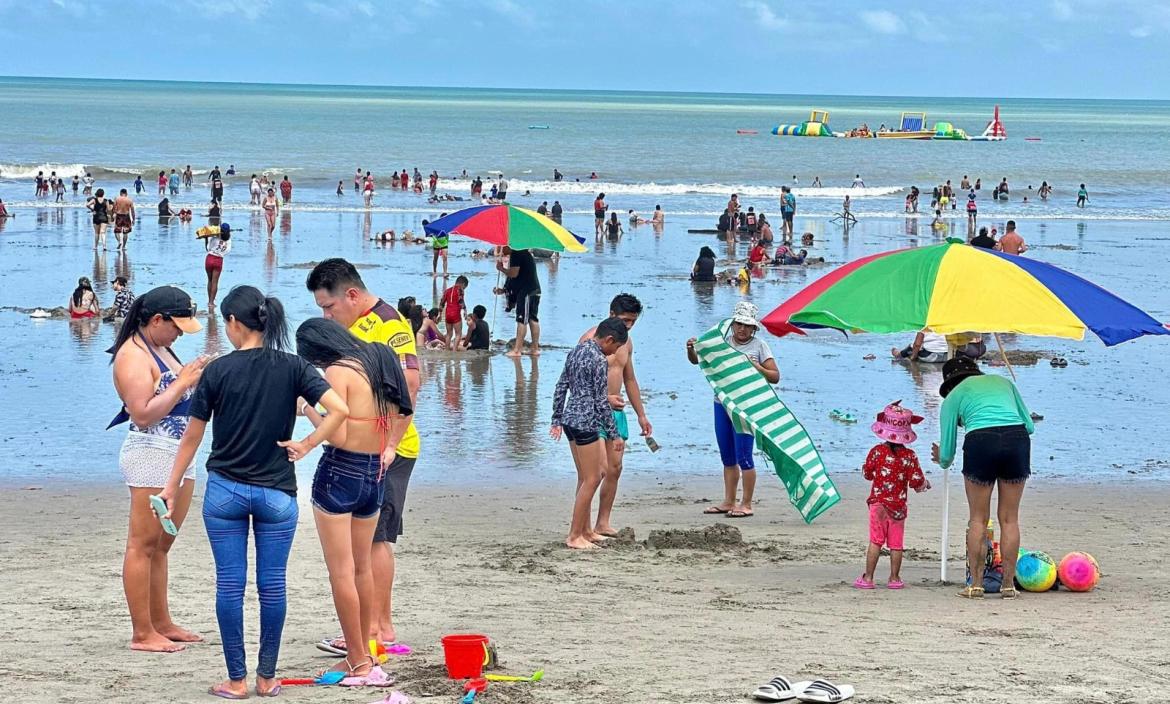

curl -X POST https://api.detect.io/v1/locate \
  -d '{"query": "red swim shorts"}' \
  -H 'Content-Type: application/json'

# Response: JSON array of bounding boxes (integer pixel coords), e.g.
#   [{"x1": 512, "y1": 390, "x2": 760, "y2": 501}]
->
[{"x1": 205, "y1": 254, "x2": 223, "y2": 273}]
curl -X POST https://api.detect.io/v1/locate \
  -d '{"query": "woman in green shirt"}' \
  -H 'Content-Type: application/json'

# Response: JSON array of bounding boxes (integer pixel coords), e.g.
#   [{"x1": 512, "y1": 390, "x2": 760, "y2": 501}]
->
[{"x1": 931, "y1": 357, "x2": 1034, "y2": 599}]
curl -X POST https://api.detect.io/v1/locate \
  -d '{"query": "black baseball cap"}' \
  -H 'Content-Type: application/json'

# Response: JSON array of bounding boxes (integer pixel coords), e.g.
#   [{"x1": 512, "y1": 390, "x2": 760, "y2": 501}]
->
[{"x1": 139, "y1": 286, "x2": 202, "y2": 333}]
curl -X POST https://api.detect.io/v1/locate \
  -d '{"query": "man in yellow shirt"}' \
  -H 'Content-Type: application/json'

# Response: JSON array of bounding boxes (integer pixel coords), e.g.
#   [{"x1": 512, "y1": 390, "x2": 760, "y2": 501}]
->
[{"x1": 307, "y1": 258, "x2": 419, "y2": 650}]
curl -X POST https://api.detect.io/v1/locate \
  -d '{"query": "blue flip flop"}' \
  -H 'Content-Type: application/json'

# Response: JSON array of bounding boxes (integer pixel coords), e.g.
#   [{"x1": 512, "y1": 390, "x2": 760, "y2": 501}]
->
[{"x1": 149, "y1": 494, "x2": 178, "y2": 536}]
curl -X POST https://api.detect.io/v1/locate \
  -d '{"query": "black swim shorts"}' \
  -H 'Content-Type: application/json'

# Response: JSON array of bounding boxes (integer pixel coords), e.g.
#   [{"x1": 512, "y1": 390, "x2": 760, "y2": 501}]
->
[
  {"x1": 562, "y1": 425, "x2": 599, "y2": 446},
  {"x1": 373, "y1": 454, "x2": 416, "y2": 544},
  {"x1": 962, "y1": 425, "x2": 1031, "y2": 486}
]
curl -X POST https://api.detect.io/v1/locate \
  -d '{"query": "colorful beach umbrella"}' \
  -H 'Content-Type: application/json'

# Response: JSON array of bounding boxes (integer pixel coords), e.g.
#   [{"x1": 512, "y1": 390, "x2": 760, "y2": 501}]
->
[
  {"x1": 762, "y1": 239, "x2": 1168, "y2": 346},
  {"x1": 423, "y1": 205, "x2": 587, "y2": 253},
  {"x1": 760, "y1": 239, "x2": 1167, "y2": 582}
]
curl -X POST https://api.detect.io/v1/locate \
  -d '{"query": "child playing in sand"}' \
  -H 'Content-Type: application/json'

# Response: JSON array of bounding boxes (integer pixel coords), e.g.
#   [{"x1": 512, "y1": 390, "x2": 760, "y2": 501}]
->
[
  {"x1": 551, "y1": 318, "x2": 629, "y2": 550},
  {"x1": 856, "y1": 401, "x2": 931, "y2": 590},
  {"x1": 440, "y1": 275, "x2": 468, "y2": 349}
]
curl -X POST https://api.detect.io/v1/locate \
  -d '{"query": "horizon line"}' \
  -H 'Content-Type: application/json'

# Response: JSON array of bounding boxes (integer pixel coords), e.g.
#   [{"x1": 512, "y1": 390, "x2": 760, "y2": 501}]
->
[{"x1": 2, "y1": 74, "x2": 1167, "y2": 104}]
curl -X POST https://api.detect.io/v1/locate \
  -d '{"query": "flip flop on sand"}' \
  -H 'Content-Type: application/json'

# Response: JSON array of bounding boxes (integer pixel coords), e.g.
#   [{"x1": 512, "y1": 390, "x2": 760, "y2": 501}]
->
[
  {"x1": 256, "y1": 684, "x2": 281, "y2": 698},
  {"x1": 703, "y1": 506, "x2": 730, "y2": 514},
  {"x1": 887, "y1": 579, "x2": 905, "y2": 590},
  {"x1": 726, "y1": 509, "x2": 754, "y2": 518},
  {"x1": 753, "y1": 675, "x2": 797, "y2": 701},
  {"x1": 793, "y1": 679, "x2": 855, "y2": 703},
  {"x1": 209, "y1": 683, "x2": 249, "y2": 700},
  {"x1": 852, "y1": 576, "x2": 875, "y2": 590},
  {"x1": 340, "y1": 666, "x2": 396, "y2": 688}
]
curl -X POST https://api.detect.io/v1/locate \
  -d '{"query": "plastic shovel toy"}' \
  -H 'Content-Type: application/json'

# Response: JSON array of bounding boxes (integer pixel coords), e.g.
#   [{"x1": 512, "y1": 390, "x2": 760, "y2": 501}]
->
[
  {"x1": 279, "y1": 670, "x2": 345, "y2": 686},
  {"x1": 485, "y1": 669, "x2": 544, "y2": 683},
  {"x1": 461, "y1": 678, "x2": 488, "y2": 704}
]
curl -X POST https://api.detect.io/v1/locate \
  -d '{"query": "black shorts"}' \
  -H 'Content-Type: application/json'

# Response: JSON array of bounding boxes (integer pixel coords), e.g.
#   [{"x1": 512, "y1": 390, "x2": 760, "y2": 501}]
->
[
  {"x1": 373, "y1": 454, "x2": 416, "y2": 544},
  {"x1": 515, "y1": 292, "x2": 540, "y2": 324},
  {"x1": 498, "y1": 191, "x2": 507, "y2": 200},
  {"x1": 962, "y1": 425, "x2": 1031, "y2": 486},
  {"x1": 212, "y1": 188, "x2": 223, "y2": 201},
  {"x1": 562, "y1": 425, "x2": 599, "y2": 446},
  {"x1": 594, "y1": 210, "x2": 605, "y2": 220},
  {"x1": 782, "y1": 211, "x2": 794, "y2": 224}
]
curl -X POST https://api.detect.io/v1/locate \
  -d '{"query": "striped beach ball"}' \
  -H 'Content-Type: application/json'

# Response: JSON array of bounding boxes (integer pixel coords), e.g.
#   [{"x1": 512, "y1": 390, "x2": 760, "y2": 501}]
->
[
  {"x1": 1057, "y1": 552, "x2": 1100, "y2": 592},
  {"x1": 1015, "y1": 550, "x2": 1057, "y2": 592}
]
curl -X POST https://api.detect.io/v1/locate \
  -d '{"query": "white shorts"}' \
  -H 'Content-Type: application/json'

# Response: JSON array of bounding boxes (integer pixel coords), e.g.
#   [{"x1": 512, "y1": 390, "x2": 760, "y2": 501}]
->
[{"x1": 119, "y1": 432, "x2": 194, "y2": 488}]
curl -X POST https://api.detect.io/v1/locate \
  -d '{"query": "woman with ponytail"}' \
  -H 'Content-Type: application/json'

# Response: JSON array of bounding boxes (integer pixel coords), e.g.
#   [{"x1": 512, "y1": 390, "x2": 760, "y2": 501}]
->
[
  {"x1": 109, "y1": 285, "x2": 207, "y2": 653},
  {"x1": 159, "y1": 285, "x2": 349, "y2": 699},
  {"x1": 294, "y1": 318, "x2": 412, "y2": 682}
]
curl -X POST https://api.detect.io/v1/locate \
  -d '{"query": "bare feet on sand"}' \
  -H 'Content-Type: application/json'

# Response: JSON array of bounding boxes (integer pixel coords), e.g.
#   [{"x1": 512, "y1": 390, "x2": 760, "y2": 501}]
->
[
  {"x1": 587, "y1": 532, "x2": 610, "y2": 543},
  {"x1": 130, "y1": 633, "x2": 186, "y2": 653},
  {"x1": 566, "y1": 536, "x2": 598, "y2": 550},
  {"x1": 156, "y1": 623, "x2": 203, "y2": 642},
  {"x1": 594, "y1": 524, "x2": 620, "y2": 538},
  {"x1": 526, "y1": 346, "x2": 541, "y2": 356},
  {"x1": 505, "y1": 349, "x2": 523, "y2": 358}
]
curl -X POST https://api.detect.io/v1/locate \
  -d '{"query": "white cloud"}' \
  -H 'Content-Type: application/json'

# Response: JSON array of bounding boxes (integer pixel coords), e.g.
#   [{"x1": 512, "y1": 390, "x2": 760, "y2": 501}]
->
[
  {"x1": 51, "y1": 0, "x2": 89, "y2": 17},
  {"x1": 906, "y1": 10, "x2": 948, "y2": 43},
  {"x1": 192, "y1": 0, "x2": 271, "y2": 21},
  {"x1": 491, "y1": 0, "x2": 536, "y2": 28},
  {"x1": 742, "y1": 1, "x2": 789, "y2": 31},
  {"x1": 356, "y1": 1, "x2": 374, "y2": 17},
  {"x1": 1129, "y1": 25, "x2": 1151, "y2": 37},
  {"x1": 860, "y1": 9, "x2": 905, "y2": 35},
  {"x1": 1050, "y1": 0, "x2": 1074, "y2": 21}
]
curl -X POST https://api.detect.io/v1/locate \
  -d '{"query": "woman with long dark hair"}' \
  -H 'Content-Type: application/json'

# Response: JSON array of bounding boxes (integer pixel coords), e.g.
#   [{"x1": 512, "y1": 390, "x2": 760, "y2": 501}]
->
[
  {"x1": 159, "y1": 286, "x2": 349, "y2": 698},
  {"x1": 109, "y1": 286, "x2": 206, "y2": 653},
  {"x1": 68, "y1": 276, "x2": 101, "y2": 318},
  {"x1": 87, "y1": 187, "x2": 111, "y2": 249},
  {"x1": 691, "y1": 246, "x2": 717, "y2": 282},
  {"x1": 295, "y1": 318, "x2": 412, "y2": 682}
]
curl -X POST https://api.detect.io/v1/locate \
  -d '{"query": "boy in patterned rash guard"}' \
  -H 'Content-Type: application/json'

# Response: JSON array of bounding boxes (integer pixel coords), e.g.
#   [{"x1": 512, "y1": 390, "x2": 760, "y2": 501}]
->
[{"x1": 550, "y1": 318, "x2": 629, "y2": 550}]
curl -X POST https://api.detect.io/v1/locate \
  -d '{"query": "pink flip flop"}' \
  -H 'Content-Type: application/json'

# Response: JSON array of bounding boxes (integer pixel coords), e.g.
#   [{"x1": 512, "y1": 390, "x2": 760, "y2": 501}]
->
[
  {"x1": 341, "y1": 666, "x2": 396, "y2": 688},
  {"x1": 853, "y1": 575, "x2": 875, "y2": 590},
  {"x1": 888, "y1": 579, "x2": 905, "y2": 590}
]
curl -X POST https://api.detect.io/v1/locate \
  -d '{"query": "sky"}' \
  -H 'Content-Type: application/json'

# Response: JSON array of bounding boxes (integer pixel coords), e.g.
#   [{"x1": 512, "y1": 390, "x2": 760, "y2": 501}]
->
[{"x1": 0, "y1": 0, "x2": 1168, "y2": 99}]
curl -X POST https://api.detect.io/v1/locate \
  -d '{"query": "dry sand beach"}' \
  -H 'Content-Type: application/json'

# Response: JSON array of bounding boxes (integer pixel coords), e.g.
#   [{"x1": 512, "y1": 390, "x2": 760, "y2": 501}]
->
[{"x1": 2, "y1": 471, "x2": 1166, "y2": 704}]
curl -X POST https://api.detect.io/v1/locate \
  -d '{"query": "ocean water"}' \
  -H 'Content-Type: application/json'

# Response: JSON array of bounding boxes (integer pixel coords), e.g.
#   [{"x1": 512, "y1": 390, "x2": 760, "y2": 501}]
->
[{"x1": 1, "y1": 78, "x2": 1168, "y2": 487}]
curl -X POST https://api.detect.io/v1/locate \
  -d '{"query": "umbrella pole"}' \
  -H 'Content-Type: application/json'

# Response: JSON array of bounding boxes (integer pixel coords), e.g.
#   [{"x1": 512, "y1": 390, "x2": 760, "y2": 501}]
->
[
  {"x1": 940, "y1": 467, "x2": 950, "y2": 583},
  {"x1": 492, "y1": 270, "x2": 501, "y2": 337},
  {"x1": 994, "y1": 333, "x2": 1016, "y2": 382}
]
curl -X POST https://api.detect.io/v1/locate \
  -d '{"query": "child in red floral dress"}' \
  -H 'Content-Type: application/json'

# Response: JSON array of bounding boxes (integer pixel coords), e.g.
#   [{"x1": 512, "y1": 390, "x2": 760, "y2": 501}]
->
[{"x1": 855, "y1": 401, "x2": 931, "y2": 590}]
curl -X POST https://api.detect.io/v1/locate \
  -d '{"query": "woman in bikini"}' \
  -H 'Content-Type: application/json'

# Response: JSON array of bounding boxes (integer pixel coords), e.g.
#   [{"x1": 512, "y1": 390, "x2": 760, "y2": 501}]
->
[
  {"x1": 296, "y1": 318, "x2": 412, "y2": 683},
  {"x1": 110, "y1": 287, "x2": 207, "y2": 652},
  {"x1": 416, "y1": 308, "x2": 446, "y2": 350},
  {"x1": 69, "y1": 276, "x2": 101, "y2": 318},
  {"x1": 263, "y1": 187, "x2": 280, "y2": 236}
]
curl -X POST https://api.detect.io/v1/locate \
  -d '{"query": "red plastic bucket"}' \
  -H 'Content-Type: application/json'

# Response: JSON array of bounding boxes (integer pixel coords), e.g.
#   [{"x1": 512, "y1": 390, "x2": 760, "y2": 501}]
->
[{"x1": 440, "y1": 634, "x2": 489, "y2": 679}]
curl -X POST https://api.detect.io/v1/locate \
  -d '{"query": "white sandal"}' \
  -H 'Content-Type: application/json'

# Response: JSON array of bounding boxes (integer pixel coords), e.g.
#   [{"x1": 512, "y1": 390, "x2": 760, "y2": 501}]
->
[{"x1": 753, "y1": 675, "x2": 797, "y2": 701}]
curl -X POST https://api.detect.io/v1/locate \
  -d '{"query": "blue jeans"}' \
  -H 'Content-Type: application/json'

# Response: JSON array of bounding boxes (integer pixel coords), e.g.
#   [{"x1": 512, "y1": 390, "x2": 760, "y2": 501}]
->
[{"x1": 203, "y1": 472, "x2": 299, "y2": 681}]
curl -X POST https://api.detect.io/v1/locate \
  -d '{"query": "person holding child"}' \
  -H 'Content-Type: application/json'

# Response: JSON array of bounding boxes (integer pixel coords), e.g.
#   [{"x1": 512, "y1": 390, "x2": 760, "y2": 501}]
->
[{"x1": 856, "y1": 401, "x2": 931, "y2": 590}]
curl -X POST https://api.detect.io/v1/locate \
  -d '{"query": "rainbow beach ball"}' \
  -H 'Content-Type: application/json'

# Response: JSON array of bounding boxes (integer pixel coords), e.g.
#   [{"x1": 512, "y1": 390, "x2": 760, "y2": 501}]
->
[
  {"x1": 1058, "y1": 552, "x2": 1100, "y2": 592},
  {"x1": 1015, "y1": 550, "x2": 1057, "y2": 592}
]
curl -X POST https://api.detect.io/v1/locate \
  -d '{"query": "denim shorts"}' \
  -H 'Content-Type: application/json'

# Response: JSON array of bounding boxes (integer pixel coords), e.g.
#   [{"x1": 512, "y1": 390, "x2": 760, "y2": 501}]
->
[{"x1": 312, "y1": 446, "x2": 384, "y2": 519}]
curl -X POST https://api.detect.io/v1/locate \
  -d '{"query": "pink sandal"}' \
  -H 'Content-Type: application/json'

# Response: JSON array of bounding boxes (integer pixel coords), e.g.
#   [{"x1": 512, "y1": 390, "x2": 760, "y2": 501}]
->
[
  {"x1": 853, "y1": 575, "x2": 875, "y2": 590},
  {"x1": 888, "y1": 579, "x2": 905, "y2": 590}
]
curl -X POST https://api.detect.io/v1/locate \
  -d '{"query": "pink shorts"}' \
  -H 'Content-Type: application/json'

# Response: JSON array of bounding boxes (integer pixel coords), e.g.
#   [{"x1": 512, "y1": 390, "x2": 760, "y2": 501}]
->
[{"x1": 868, "y1": 503, "x2": 905, "y2": 550}]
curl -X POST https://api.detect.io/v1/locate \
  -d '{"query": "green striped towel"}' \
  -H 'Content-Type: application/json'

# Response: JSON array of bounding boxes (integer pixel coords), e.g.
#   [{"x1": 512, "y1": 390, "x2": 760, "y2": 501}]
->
[{"x1": 694, "y1": 319, "x2": 840, "y2": 523}]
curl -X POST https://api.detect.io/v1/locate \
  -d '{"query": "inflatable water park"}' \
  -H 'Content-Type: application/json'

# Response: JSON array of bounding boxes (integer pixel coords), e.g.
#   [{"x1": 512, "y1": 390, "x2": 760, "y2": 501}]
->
[{"x1": 768, "y1": 106, "x2": 1006, "y2": 141}]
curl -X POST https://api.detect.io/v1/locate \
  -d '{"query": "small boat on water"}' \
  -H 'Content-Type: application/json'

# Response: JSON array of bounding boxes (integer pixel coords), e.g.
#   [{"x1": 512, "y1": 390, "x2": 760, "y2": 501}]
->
[
  {"x1": 876, "y1": 112, "x2": 935, "y2": 139},
  {"x1": 528, "y1": 125, "x2": 550, "y2": 130},
  {"x1": 736, "y1": 129, "x2": 758, "y2": 135}
]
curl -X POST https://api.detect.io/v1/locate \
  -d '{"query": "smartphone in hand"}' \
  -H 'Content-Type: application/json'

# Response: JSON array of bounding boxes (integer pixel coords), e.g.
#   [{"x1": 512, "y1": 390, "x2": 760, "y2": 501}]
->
[{"x1": 149, "y1": 494, "x2": 179, "y2": 536}]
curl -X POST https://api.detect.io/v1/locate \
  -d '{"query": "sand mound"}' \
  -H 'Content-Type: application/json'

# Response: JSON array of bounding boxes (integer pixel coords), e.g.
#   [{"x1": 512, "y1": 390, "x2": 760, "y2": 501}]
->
[{"x1": 644, "y1": 524, "x2": 744, "y2": 551}]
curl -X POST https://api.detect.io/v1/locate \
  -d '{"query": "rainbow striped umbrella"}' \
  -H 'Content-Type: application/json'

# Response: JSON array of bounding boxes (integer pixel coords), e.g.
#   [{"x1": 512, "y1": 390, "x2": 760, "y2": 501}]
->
[
  {"x1": 762, "y1": 239, "x2": 1168, "y2": 346},
  {"x1": 423, "y1": 205, "x2": 586, "y2": 253}
]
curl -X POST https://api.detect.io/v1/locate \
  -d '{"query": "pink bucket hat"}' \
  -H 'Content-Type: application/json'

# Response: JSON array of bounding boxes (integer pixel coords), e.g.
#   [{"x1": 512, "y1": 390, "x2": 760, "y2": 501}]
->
[{"x1": 871, "y1": 400, "x2": 924, "y2": 445}]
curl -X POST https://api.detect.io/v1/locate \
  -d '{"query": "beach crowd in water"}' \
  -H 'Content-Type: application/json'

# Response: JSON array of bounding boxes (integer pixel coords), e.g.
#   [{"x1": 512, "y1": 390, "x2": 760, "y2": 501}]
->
[{"x1": 5, "y1": 160, "x2": 1094, "y2": 698}]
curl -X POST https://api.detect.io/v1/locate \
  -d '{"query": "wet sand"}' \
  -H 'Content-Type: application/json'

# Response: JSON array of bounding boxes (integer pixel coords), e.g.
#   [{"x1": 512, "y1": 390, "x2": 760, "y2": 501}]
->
[{"x1": 2, "y1": 471, "x2": 1166, "y2": 703}]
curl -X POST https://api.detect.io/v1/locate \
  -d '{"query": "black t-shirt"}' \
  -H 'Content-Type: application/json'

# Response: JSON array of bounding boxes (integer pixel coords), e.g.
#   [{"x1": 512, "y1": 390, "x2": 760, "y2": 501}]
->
[
  {"x1": 189, "y1": 348, "x2": 331, "y2": 495},
  {"x1": 508, "y1": 249, "x2": 540, "y2": 296},
  {"x1": 970, "y1": 235, "x2": 997, "y2": 250},
  {"x1": 551, "y1": 203, "x2": 562, "y2": 216},
  {"x1": 468, "y1": 317, "x2": 490, "y2": 350},
  {"x1": 158, "y1": 198, "x2": 170, "y2": 215},
  {"x1": 718, "y1": 213, "x2": 731, "y2": 231}
]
